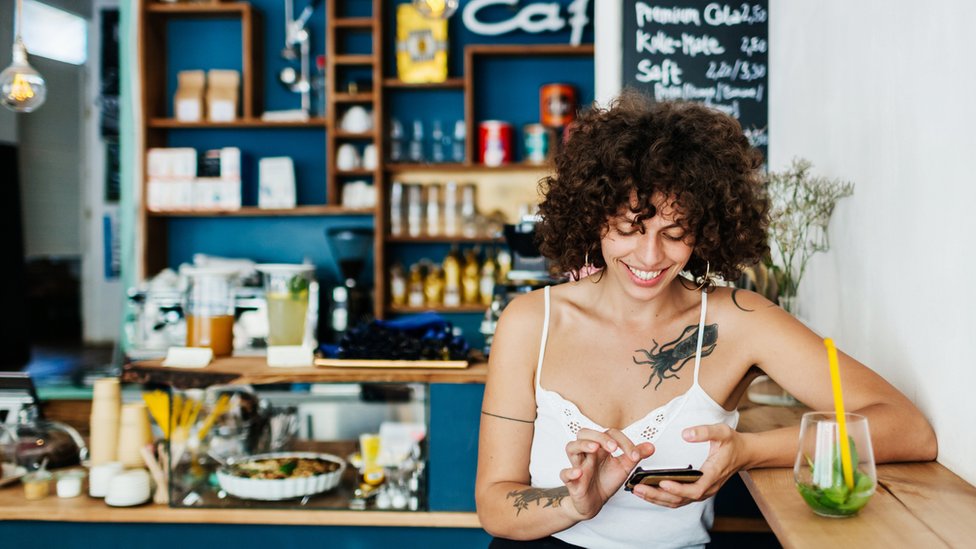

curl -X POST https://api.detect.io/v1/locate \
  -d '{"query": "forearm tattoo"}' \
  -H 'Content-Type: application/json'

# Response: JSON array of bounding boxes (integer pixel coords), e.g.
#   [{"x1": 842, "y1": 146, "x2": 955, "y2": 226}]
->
[
  {"x1": 633, "y1": 323, "x2": 718, "y2": 389},
  {"x1": 507, "y1": 486, "x2": 569, "y2": 516}
]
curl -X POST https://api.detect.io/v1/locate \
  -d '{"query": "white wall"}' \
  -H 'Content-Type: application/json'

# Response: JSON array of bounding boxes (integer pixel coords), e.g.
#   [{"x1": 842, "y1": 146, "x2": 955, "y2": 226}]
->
[
  {"x1": 770, "y1": 0, "x2": 976, "y2": 483},
  {"x1": 81, "y1": 0, "x2": 123, "y2": 344},
  {"x1": 0, "y1": 0, "x2": 17, "y2": 143},
  {"x1": 596, "y1": 0, "x2": 976, "y2": 484}
]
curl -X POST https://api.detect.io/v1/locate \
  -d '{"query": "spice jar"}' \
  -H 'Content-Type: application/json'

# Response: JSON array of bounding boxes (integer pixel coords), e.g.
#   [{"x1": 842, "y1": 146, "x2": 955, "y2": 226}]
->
[{"x1": 23, "y1": 470, "x2": 52, "y2": 500}]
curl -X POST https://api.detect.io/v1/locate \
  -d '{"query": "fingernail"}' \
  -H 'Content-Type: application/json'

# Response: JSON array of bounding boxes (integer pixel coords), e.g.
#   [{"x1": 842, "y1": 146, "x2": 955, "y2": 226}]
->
[
  {"x1": 630, "y1": 451, "x2": 640, "y2": 461},
  {"x1": 607, "y1": 441, "x2": 617, "y2": 451},
  {"x1": 682, "y1": 429, "x2": 695, "y2": 441}
]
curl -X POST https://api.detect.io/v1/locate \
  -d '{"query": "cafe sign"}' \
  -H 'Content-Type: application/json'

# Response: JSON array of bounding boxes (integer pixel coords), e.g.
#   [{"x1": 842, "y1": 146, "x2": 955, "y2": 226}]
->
[{"x1": 462, "y1": 0, "x2": 592, "y2": 46}]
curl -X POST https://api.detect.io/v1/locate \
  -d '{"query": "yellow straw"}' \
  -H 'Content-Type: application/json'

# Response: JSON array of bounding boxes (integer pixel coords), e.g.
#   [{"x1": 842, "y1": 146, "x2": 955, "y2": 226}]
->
[{"x1": 824, "y1": 338, "x2": 854, "y2": 490}]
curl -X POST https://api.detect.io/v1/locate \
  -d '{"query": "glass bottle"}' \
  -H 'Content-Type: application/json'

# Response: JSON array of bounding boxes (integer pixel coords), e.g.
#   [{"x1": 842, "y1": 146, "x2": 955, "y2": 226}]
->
[
  {"x1": 424, "y1": 265, "x2": 445, "y2": 306},
  {"x1": 442, "y1": 245, "x2": 461, "y2": 307},
  {"x1": 389, "y1": 181, "x2": 405, "y2": 236},
  {"x1": 312, "y1": 54, "x2": 327, "y2": 118},
  {"x1": 389, "y1": 119, "x2": 404, "y2": 162},
  {"x1": 452, "y1": 120, "x2": 466, "y2": 162},
  {"x1": 407, "y1": 264, "x2": 425, "y2": 308},
  {"x1": 431, "y1": 120, "x2": 445, "y2": 163},
  {"x1": 426, "y1": 182, "x2": 442, "y2": 236},
  {"x1": 409, "y1": 120, "x2": 425, "y2": 163},
  {"x1": 443, "y1": 180, "x2": 460, "y2": 237},
  {"x1": 461, "y1": 183, "x2": 478, "y2": 238},
  {"x1": 479, "y1": 248, "x2": 497, "y2": 307},
  {"x1": 461, "y1": 248, "x2": 481, "y2": 305},
  {"x1": 496, "y1": 247, "x2": 512, "y2": 283},
  {"x1": 390, "y1": 262, "x2": 407, "y2": 306}
]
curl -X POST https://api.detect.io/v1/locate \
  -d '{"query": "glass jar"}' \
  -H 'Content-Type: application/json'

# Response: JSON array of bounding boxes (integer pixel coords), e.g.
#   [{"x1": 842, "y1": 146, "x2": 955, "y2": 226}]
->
[
  {"x1": 183, "y1": 266, "x2": 238, "y2": 357},
  {"x1": 12, "y1": 407, "x2": 88, "y2": 471}
]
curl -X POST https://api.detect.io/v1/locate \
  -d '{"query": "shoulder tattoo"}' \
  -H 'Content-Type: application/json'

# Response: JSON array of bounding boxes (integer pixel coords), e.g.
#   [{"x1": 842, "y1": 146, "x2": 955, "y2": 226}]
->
[
  {"x1": 731, "y1": 289, "x2": 754, "y2": 312},
  {"x1": 633, "y1": 323, "x2": 718, "y2": 389}
]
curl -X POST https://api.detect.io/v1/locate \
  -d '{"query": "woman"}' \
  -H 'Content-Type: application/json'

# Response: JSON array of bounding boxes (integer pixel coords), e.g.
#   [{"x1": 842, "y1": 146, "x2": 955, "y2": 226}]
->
[{"x1": 475, "y1": 92, "x2": 937, "y2": 548}]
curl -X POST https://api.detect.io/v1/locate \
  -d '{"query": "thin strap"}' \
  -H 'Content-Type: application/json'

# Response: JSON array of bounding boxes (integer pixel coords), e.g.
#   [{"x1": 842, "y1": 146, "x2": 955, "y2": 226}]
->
[
  {"x1": 693, "y1": 290, "x2": 708, "y2": 386},
  {"x1": 535, "y1": 286, "x2": 552, "y2": 389}
]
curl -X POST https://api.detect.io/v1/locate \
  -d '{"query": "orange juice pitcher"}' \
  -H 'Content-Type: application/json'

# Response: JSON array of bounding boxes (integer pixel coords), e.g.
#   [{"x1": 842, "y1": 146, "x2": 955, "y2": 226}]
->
[{"x1": 183, "y1": 266, "x2": 237, "y2": 357}]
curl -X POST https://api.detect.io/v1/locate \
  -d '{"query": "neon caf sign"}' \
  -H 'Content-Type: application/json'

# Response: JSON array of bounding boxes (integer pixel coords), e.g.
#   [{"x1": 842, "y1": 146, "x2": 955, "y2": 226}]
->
[{"x1": 461, "y1": 0, "x2": 592, "y2": 46}]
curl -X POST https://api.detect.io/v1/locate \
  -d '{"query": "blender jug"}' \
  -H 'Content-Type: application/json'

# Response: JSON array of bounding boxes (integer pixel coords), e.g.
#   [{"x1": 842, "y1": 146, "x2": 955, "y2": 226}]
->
[{"x1": 183, "y1": 266, "x2": 237, "y2": 357}]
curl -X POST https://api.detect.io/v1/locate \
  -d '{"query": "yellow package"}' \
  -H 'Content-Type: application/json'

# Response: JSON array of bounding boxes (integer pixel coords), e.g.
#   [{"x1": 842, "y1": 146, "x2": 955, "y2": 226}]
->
[{"x1": 396, "y1": 4, "x2": 448, "y2": 84}]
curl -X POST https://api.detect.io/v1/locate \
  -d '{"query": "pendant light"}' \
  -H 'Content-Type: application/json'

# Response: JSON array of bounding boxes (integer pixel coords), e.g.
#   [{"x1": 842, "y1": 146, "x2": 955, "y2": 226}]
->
[
  {"x1": 412, "y1": 0, "x2": 459, "y2": 19},
  {"x1": 1, "y1": 0, "x2": 47, "y2": 113}
]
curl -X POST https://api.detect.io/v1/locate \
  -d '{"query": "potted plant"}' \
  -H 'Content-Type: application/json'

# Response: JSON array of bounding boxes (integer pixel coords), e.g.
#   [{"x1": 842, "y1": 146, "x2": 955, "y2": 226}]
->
[{"x1": 764, "y1": 158, "x2": 854, "y2": 315}]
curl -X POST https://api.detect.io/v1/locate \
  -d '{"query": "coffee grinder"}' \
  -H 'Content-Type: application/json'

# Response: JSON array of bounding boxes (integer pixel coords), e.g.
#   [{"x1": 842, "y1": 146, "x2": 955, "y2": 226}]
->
[{"x1": 324, "y1": 227, "x2": 374, "y2": 343}]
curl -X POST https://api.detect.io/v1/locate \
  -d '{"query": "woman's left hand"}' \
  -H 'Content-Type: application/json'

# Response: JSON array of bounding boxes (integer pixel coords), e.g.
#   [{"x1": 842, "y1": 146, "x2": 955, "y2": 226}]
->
[{"x1": 630, "y1": 423, "x2": 747, "y2": 508}]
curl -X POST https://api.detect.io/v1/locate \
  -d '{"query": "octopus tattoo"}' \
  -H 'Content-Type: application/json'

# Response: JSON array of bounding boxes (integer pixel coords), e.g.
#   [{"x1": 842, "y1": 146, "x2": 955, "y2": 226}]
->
[
  {"x1": 633, "y1": 324, "x2": 718, "y2": 389},
  {"x1": 506, "y1": 487, "x2": 568, "y2": 516}
]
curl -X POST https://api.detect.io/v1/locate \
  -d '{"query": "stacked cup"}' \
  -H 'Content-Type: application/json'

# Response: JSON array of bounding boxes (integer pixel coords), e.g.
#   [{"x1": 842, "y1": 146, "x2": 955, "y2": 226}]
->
[
  {"x1": 89, "y1": 378, "x2": 121, "y2": 465},
  {"x1": 117, "y1": 403, "x2": 152, "y2": 468}
]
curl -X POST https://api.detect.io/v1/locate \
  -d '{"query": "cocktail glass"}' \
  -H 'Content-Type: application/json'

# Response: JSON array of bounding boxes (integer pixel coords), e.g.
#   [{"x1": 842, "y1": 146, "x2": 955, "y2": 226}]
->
[
  {"x1": 794, "y1": 412, "x2": 877, "y2": 517},
  {"x1": 257, "y1": 264, "x2": 315, "y2": 347}
]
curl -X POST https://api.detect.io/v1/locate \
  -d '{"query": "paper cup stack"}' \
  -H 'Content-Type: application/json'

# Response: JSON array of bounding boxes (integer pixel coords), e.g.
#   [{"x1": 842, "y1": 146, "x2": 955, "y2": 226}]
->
[
  {"x1": 117, "y1": 403, "x2": 152, "y2": 468},
  {"x1": 89, "y1": 378, "x2": 121, "y2": 465}
]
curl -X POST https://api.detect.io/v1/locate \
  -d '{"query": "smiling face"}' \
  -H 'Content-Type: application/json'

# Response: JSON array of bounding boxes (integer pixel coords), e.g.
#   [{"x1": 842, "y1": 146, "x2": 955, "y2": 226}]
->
[{"x1": 599, "y1": 192, "x2": 695, "y2": 300}]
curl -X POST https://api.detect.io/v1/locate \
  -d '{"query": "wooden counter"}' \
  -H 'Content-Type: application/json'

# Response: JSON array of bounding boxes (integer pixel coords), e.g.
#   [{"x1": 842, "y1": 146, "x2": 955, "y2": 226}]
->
[
  {"x1": 122, "y1": 357, "x2": 488, "y2": 388},
  {"x1": 736, "y1": 400, "x2": 976, "y2": 548}
]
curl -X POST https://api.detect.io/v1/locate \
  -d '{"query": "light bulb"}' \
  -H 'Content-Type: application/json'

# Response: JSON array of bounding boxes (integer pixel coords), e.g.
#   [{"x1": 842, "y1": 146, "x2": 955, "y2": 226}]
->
[
  {"x1": 1, "y1": 40, "x2": 47, "y2": 113},
  {"x1": 412, "y1": 0, "x2": 458, "y2": 19}
]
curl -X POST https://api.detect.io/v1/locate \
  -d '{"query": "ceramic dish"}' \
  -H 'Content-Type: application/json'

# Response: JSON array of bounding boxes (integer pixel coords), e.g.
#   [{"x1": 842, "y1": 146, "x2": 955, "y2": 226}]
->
[
  {"x1": 0, "y1": 463, "x2": 27, "y2": 487},
  {"x1": 215, "y1": 452, "x2": 346, "y2": 501}
]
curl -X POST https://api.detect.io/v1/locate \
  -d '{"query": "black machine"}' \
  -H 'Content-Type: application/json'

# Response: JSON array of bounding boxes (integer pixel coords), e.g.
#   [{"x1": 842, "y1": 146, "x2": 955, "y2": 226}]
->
[{"x1": 324, "y1": 227, "x2": 374, "y2": 344}]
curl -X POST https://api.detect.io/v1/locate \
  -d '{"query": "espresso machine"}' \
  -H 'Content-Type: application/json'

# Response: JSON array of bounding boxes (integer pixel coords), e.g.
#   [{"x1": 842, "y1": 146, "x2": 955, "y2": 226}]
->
[{"x1": 323, "y1": 227, "x2": 374, "y2": 344}]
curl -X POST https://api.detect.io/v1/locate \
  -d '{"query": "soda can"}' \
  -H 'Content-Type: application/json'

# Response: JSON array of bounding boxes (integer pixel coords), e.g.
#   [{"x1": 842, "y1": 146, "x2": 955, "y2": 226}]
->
[
  {"x1": 523, "y1": 123, "x2": 552, "y2": 165},
  {"x1": 540, "y1": 83, "x2": 577, "y2": 128},
  {"x1": 479, "y1": 120, "x2": 513, "y2": 166}
]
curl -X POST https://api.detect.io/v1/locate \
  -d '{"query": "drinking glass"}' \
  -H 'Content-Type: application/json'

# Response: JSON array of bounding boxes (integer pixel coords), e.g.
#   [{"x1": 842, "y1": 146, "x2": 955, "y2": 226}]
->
[
  {"x1": 257, "y1": 264, "x2": 315, "y2": 347},
  {"x1": 793, "y1": 412, "x2": 876, "y2": 517},
  {"x1": 184, "y1": 266, "x2": 237, "y2": 357}
]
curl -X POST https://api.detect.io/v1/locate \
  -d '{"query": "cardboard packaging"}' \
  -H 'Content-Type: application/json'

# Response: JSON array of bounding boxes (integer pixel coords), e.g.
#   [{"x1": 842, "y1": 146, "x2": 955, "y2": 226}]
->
[
  {"x1": 194, "y1": 147, "x2": 242, "y2": 210},
  {"x1": 258, "y1": 157, "x2": 297, "y2": 209},
  {"x1": 147, "y1": 147, "x2": 197, "y2": 211},
  {"x1": 207, "y1": 69, "x2": 240, "y2": 122},
  {"x1": 174, "y1": 70, "x2": 205, "y2": 122}
]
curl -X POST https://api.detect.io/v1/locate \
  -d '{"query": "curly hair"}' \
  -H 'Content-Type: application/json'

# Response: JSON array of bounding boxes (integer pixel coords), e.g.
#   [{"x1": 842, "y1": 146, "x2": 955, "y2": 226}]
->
[{"x1": 536, "y1": 90, "x2": 769, "y2": 283}]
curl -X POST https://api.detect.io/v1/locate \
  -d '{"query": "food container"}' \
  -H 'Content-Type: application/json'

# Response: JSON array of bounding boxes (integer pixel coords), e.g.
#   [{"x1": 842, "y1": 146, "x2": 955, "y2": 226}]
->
[
  {"x1": 215, "y1": 452, "x2": 346, "y2": 501},
  {"x1": 540, "y1": 83, "x2": 577, "y2": 128},
  {"x1": 22, "y1": 470, "x2": 52, "y2": 500},
  {"x1": 478, "y1": 121, "x2": 513, "y2": 166},
  {"x1": 56, "y1": 469, "x2": 86, "y2": 498}
]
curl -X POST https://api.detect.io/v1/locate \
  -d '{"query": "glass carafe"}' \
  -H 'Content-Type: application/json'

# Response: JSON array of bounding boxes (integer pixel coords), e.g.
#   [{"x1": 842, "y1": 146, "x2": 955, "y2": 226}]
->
[{"x1": 183, "y1": 266, "x2": 237, "y2": 357}]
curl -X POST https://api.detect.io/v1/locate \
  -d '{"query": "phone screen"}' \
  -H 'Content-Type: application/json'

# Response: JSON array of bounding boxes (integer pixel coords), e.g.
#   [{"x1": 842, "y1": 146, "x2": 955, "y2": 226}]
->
[{"x1": 624, "y1": 466, "x2": 703, "y2": 491}]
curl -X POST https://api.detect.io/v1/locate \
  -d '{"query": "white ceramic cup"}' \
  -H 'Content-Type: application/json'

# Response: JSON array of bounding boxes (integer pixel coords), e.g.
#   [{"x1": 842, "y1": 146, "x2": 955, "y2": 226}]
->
[
  {"x1": 362, "y1": 143, "x2": 377, "y2": 170},
  {"x1": 341, "y1": 106, "x2": 372, "y2": 133},
  {"x1": 89, "y1": 461, "x2": 124, "y2": 498},
  {"x1": 336, "y1": 144, "x2": 361, "y2": 171}
]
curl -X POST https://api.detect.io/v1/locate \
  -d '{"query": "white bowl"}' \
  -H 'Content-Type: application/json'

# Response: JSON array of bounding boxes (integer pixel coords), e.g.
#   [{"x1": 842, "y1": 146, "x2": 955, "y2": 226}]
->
[{"x1": 216, "y1": 452, "x2": 346, "y2": 501}]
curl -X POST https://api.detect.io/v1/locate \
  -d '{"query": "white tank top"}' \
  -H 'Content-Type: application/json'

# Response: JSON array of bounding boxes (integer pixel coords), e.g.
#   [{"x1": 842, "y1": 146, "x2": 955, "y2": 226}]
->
[{"x1": 529, "y1": 286, "x2": 738, "y2": 549}]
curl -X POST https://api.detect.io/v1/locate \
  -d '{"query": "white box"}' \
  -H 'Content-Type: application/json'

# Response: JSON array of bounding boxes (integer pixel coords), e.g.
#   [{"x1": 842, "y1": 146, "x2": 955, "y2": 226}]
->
[
  {"x1": 219, "y1": 147, "x2": 241, "y2": 180},
  {"x1": 258, "y1": 157, "x2": 296, "y2": 209}
]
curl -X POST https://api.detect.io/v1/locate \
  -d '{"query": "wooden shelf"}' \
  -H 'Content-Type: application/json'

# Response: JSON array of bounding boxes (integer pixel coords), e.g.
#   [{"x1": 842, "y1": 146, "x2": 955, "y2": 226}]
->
[
  {"x1": 385, "y1": 235, "x2": 503, "y2": 244},
  {"x1": 332, "y1": 17, "x2": 374, "y2": 29},
  {"x1": 149, "y1": 117, "x2": 327, "y2": 129},
  {"x1": 383, "y1": 78, "x2": 465, "y2": 89},
  {"x1": 388, "y1": 305, "x2": 487, "y2": 314},
  {"x1": 0, "y1": 484, "x2": 480, "y2": 527},
  {"x1": 333, "y1": 129, "x2": 377, "y2": 139},
  {"x1": 146, "y1": 2, "x2": 250, "y2": 17},
  {"x1": 122, "y1": 357, "x2": 488, "y2": 388},
  {"x1": 464, "y1": 43, "x2": 595, "y2": 57},
  {"x1": 333, "y1": 54, "x2": 376, "y2": 66},
  {"x1": 385, "y1": 162, "x2": 550, "y2": 173},
  {"x1": 334, "y1": 168, "x2": 376, "y2": 176},
  {"x1": 332, "y1": 92, "x2": 375, "y2": 103},
  {"x1": 147, "y1": 206, "x2": 374, "y2": 218}
]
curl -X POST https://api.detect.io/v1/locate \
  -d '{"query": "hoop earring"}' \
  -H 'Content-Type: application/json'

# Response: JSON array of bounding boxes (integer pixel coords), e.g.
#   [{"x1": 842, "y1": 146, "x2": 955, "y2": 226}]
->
[
  {"x1": 693, "y1": 260, "x2": 711, "y2": 291},
  {"x1": 584, "y1": 251, "x2": 590, "y2": 266}
]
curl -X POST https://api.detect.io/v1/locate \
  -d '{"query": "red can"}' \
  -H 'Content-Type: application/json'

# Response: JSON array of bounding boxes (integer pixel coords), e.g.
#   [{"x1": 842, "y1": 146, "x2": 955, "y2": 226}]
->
[
  {"x1": 540, "y1": 83, "x2": 577, "y2": 128},
  {"x1": 479, "y1": 120, "x2": 513, "y2": 166}
]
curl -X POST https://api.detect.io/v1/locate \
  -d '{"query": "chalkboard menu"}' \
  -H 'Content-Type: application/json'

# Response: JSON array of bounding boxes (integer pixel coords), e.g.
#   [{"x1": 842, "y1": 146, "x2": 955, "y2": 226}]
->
[{"x1": 621, "y1": 1, "x2": 769, "y2": 156}]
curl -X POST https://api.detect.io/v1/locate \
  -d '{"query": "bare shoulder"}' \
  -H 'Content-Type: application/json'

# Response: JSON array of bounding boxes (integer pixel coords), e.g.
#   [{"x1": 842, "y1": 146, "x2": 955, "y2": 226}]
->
[
  {"x1": 488, "y1": 288, "x2": 547, "y2": 379},
  {"x1": 704, "y1": 286, "x2": 796, "y2": 336}
]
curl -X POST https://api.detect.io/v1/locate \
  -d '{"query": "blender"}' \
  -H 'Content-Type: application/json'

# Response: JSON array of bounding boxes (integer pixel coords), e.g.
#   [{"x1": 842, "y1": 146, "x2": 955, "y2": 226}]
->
[{"x1": 324, "y1": 227, "x2": 374, "y2": 344}]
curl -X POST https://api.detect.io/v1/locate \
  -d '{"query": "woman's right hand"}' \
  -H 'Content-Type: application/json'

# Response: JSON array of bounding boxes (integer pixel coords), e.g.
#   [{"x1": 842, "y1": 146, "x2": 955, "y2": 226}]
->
[{"x1": 559, "y1": 428, "x2": 655, "y2": 519}]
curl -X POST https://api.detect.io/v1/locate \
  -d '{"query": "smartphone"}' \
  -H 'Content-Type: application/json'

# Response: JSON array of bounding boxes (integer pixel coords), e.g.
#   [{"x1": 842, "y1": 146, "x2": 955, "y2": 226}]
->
[{"x1": 624, "y1": 465, "x2": 703, "y2": 491}]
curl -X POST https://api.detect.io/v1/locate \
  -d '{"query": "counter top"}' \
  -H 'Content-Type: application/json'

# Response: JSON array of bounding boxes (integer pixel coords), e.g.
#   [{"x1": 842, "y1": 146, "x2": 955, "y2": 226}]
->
[{"x1": 122, "y1": 357, "x2": 488, "y2": 388}]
